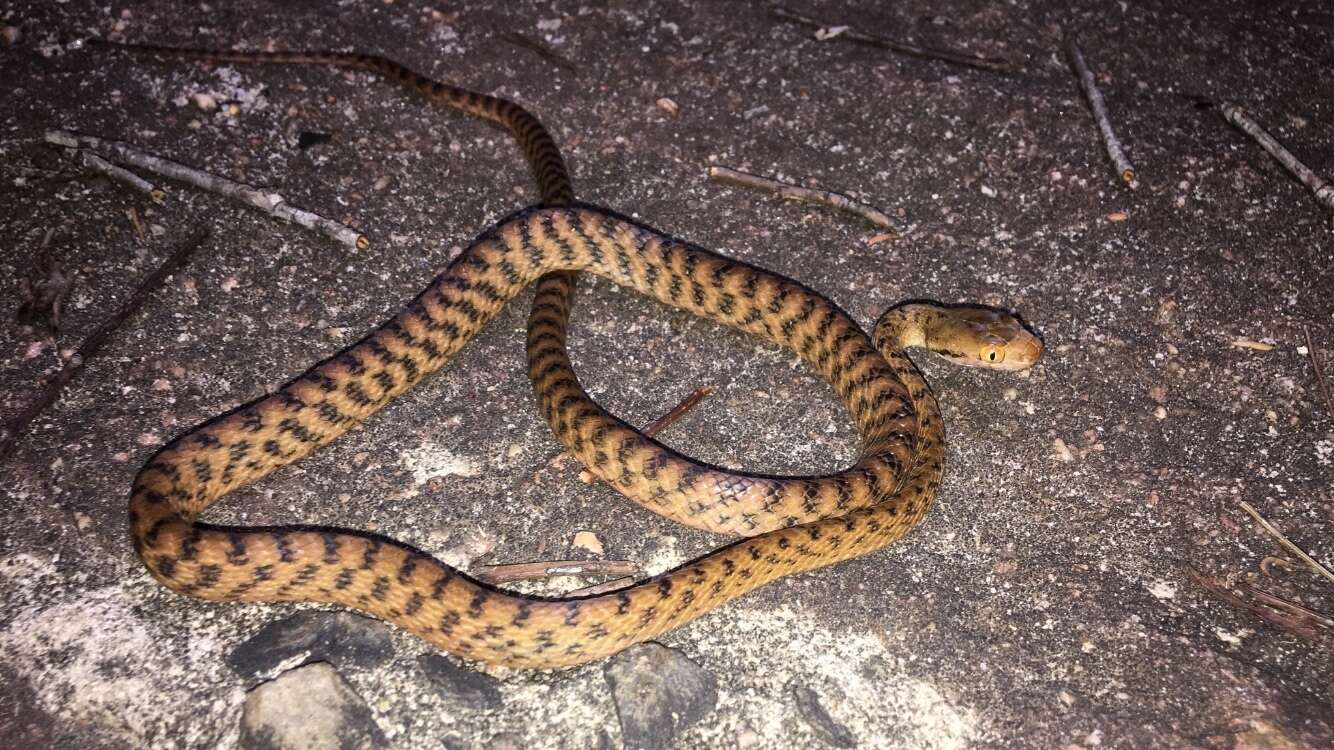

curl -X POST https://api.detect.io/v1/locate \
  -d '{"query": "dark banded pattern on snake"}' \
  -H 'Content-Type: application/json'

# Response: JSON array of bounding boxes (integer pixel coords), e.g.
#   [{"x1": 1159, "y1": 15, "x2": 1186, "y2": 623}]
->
[{"x1": 100, "y1": 40, "x2": 1041, "y2": 668}]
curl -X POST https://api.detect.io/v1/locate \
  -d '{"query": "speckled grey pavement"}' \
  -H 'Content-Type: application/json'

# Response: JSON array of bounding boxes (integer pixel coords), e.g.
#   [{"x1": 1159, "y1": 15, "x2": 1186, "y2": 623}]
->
[{"x1": 3, "y1": 1, "x2": 1332, "y2": 748}]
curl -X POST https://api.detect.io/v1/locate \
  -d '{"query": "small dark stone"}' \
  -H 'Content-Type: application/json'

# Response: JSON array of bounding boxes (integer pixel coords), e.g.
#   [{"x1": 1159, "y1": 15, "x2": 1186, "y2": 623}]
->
[
  {"x1": 296, "y1": 131, "x2": 334, "y2": 150},
  {"x1": 417, "y1": 652, "x2": 504, "y2": 709},
  {"x1": 787, "y1": 681, "x2": 857, "y2": 748},
  {"x1": 603, "y1": 642, "x2": 718, "y2": 750},
  {"x1": 239, "y1": 662, "x2": 386, "y2": 750},
  {"x1": 486, "y1": 732, "x2": 525, "y2": 750},
  {"x1": 227, "y1": 611, "x2": 394, "y2": 678}
]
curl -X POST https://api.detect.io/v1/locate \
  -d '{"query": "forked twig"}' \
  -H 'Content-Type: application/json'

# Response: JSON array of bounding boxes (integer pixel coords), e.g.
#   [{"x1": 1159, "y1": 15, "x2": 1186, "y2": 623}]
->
[
  {"x1": 1221, "y1": 103, "x2": 1334, "y2": 213},
  {"x1": 1187, "y1": 567, "x2": 1325, "y2": 642},
  {"x1": 470, "y1": 559, "x2": 639, "y2": 585},
  {"x1": 770, "y1": 6, "x2": 1011, "y2": 73},
  {"x1": 46, "y1": 129, "x2": 369, "y2": 250},
  {"x1": 1237, "y1": 500, "x2": 1334, "y2": 585},
  {"x1": 1, "y1": 230, "x2": 209, "y2": 461},
  {"x1": 707, "y1": 166, "x2": 898, "y2": 232},
  {"x1": 1065, "y1": 35, "x2": 1138, "y2": 189}
]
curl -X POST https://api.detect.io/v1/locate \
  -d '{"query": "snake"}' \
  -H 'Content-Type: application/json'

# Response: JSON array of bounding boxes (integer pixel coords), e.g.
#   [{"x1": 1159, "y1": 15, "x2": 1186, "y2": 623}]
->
[{"x1": 95, "y1": 39, "x2": 1043, "y2": 668}]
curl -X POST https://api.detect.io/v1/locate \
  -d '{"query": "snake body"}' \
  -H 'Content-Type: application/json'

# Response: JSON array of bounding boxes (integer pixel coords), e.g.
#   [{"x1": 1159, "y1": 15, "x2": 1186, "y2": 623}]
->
[{"x1": 102, "y1": 41, "x2": 1041, "y2": 668}]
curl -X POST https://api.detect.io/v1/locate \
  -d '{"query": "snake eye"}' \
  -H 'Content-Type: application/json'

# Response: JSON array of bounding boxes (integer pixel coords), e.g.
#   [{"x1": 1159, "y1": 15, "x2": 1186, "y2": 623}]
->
[{"x1": 981, "y1": 345, "x2": 1005, "y2": 364}]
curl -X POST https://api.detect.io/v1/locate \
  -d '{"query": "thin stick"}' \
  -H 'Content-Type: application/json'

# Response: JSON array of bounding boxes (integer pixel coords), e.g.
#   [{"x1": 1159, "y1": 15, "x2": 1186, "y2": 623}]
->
[
  {"x1": 1, "y1": 230, "x2": 209, "y2": 461},
  {"x1": 46, "y1": 130, "x2": 369, "y2": 250},
  {"x1": 496, "y1": 29, "x2": 579, "y2": 74},
  {"x1": 1065, "y1": 36, "x2": 1138, "y2": 189},
  {"x1": 1237, "y1": 500, "x2": 1334, "y2": 585},
  {"x1": 575, "y1": 384, "x2": 717, "y2": 482},
  {"x1": 126, "y1": 207, "x2": 146, "y2": 245},
  {"x1": 1186, "y1": 567, "x2": 1324, "y2": 642},
  {"x1": 1303, "y1": 326, "x2": 1334, "y2": 421},
  {"x1": 642, "y1": 384, "x2": 715, "y2": 438},
  {"x1": 1221, "y1": 103, "x2": 1334, "y2": 213},
  {"x1": 770, "y1": 6, "x2": 1011, "y2": 73},
  {"x1": 534, "y1": 384, "x2": 715, "y2": 481},
  {"x1": 82, "y1": 151, "x2": 165, "y2": 203},
  {"x1": 470, "y1": 560, "x2": 639, "y2": 586},
  {"x1": 1236, "y1": 583, "x2": 1334, "y2": 631},
  {"x1": 568, "y1": 576, "x2": 636, "y2": 597},
  {"x1": 707, "y1": 166, "x2": 899, "y2": 232}
]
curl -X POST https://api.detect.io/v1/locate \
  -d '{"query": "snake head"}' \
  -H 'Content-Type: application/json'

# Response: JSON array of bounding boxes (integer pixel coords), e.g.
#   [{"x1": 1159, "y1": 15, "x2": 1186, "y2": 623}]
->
[{"x1": 923, "y1": 305, "x2": 1044, "y2": 371}]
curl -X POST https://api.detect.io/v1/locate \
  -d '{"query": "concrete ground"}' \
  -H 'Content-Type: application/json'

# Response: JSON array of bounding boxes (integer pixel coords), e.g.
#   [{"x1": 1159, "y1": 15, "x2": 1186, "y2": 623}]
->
[{"x1": 2, "y1": 1, "x2": 1332, "y2": 748}]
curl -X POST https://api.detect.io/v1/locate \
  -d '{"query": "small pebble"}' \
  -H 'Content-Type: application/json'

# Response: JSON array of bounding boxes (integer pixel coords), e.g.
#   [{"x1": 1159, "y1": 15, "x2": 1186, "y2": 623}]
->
[
  {"x1": 573, "y1": 530, "x2": 604, "y2": 555},
  {"x1": 604, "y1": 643, "x2": 718, "y2": 750},
  {"x1": 191, "y1": 92, "x2": 218, "y2": 112},
  {"x1": 1052, "y1": 438, "x2": 1075, "y2": 463},
  {"x1": 417, "y1": 653, "x2": 503, "y2": 709},
  {"x1": 655, "y1": 97, "x2": 679, "y2": 116},
  {"x1": 2, "y1": 26, "x2": 20, "y2": 46},
  {"x1": 238, "y1": 662, "x2": 386, "y2": 750}
]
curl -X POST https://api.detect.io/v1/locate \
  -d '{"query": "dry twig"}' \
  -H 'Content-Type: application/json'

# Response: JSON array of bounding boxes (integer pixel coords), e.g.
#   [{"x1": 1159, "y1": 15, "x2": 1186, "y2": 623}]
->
[
  {"x1": 82, "y1": 151, "x2": 165, "y2": 202},
  {"x1": 2, "y1": 230, "x2": 209, "y2": 461},
  {"x1": 1237, "y1": 500, "x2": 1334, "y2": 585},
  {"x1": 126, "y1": 207, "x2": 147, "y2": 245},
  {"x1": 535, "y1": 384, "x2": 715, "y2": 481},
  {"x1": 770, "y1": 6, "x2": 1011, "y2": 73},
  {"x1": 470, "y1": 559, "x2": 639, "y2": 586},
  {"x1": 46, "y1": 129, "x2": 369, "y2": 250},
  {"x1": 1221, "y1": 102, "x2": 1334, "y2": 213},
  {"x1": 640, "y1": 384, "x2": 715, "y2": 442},
  {"x1": 1187, "y1": 567, "x2": 1325, "y2": 642},
  {"x1": 707, "y1": 166, "x2": 898, "y2": 232},
  {"x1": 1236, "y1": 582, "x2": 1334, "y2": 631},
  {"x1": 568, "y1": 576, "x2": 637, "y2": 597},
  {"x1": 496, "y1": 28, "x2": 579, "y2": 74},
  {"x1": 1303, "y1": 326, "x2": 1333, "y2": 422},
  {"x1": 1065, "y1": 36, "x2": 1138, "y2": 189},
  {"x1": 575, "y1": 384, "x2": 716, "y2": 482}
]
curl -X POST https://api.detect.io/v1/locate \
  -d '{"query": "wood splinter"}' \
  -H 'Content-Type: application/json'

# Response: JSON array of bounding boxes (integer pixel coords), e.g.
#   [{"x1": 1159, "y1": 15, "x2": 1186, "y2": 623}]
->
[
  {"x1": 707, "y1": 166, "x2": 899, "y2": 233},
  {"x1": 535, "y1": 384, "x2": 716, "y2": 481},
  {"x1": 45, "y1": 129, "x2": 369, "y2": 250},
  {"x1": 1065, "y1": 36, "x2": 1138, "y2": 189},
  {"x1": 470, "y1": 559, "x2": 640, "y2": 586}
]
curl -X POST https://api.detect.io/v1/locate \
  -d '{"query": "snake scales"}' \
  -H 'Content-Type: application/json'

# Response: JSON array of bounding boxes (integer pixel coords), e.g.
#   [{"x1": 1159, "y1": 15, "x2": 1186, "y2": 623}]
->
[{"x1": 98, "y1": 40, "x2": 1042, "y2": 668}]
